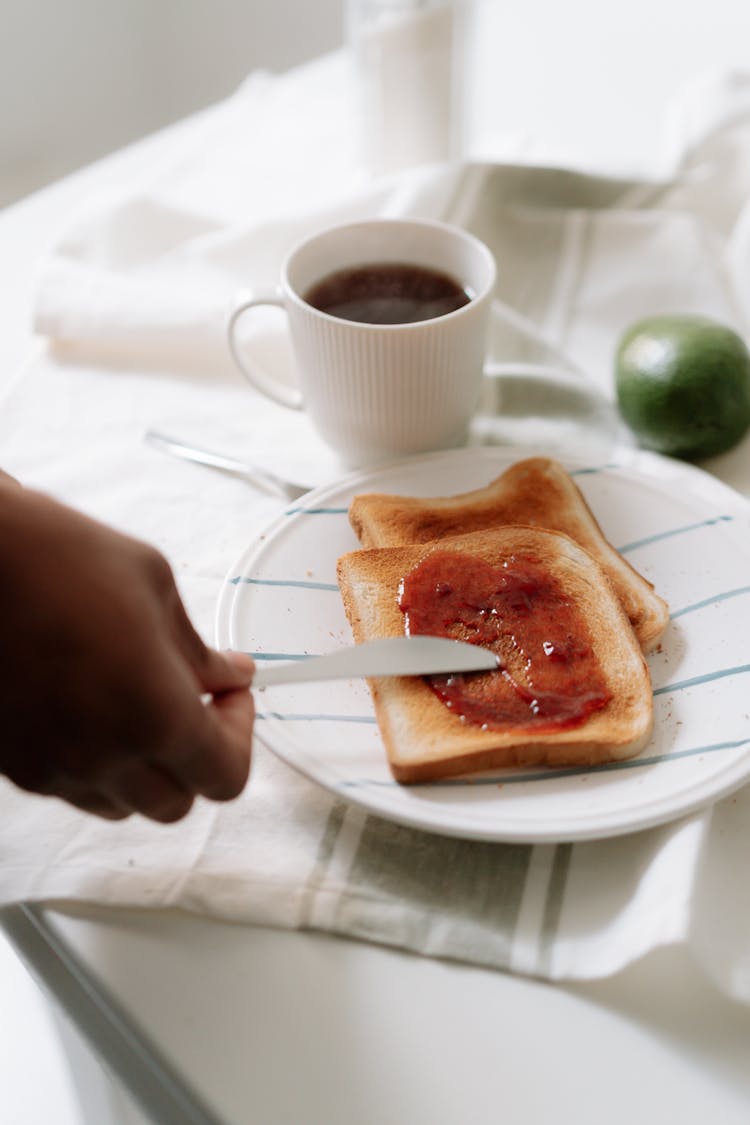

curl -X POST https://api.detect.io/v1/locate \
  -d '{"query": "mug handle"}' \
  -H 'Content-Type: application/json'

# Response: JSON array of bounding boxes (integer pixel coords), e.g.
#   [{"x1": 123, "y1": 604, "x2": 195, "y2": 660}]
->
[{"x1": 227, "y1": 290, "x2": 304, "y2": 411}]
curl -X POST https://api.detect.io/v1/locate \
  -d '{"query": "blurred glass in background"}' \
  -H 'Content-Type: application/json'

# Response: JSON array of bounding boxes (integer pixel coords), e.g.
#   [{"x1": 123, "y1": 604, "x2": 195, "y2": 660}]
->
[{"x1": 347, "y1": 0, "x2": 472, "y2": 174}]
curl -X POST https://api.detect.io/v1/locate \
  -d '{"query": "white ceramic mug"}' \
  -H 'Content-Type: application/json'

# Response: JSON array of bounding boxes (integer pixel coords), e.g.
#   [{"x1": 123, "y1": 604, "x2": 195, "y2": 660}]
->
[{"x1": 227, "y1": 217, "x2": 496, "y2": 465}]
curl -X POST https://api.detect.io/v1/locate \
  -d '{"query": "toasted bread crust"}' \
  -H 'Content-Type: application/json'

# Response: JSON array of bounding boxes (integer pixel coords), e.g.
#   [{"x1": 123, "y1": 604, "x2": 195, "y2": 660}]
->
[
  {"x1": 337, "y1": 526, "x2": 654, "y2": 783},
  {"x1": 348, "y1": 457, "x2": 669, "y2": 653}
]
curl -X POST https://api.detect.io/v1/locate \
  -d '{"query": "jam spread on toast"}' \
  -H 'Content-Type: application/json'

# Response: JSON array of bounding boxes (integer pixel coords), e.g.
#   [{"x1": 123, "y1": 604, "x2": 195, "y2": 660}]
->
[{"x1": 399, "y1": 551, "x2": 611, "y2": 731}]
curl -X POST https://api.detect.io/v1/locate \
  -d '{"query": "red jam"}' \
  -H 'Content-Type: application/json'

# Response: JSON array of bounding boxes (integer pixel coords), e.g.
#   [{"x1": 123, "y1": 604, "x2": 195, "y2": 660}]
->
[{"x1": 398, "y1": 551, "x2": 611, "y2": 732}]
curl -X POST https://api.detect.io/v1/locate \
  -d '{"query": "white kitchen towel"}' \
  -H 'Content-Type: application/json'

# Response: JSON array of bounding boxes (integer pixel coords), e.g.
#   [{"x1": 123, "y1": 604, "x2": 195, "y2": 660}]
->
[
  {"x1": 31, "y1": 63, "x2": 750, "y2": 372},
  {"x1": 3, "y1": 59, "x2": 750, "y2": 1002}
]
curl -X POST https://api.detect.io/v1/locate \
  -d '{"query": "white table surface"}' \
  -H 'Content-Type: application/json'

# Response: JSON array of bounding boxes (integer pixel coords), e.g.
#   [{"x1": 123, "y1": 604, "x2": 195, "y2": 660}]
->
[{"x1": 4, "y1": 9, "x2": 750, "y2": 1122}]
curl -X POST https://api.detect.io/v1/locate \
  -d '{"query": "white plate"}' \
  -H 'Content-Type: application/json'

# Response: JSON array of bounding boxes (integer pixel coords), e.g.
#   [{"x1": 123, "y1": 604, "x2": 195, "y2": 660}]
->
[{"x1": 216, "y1": 446, "x2": 750, "y2": 843}]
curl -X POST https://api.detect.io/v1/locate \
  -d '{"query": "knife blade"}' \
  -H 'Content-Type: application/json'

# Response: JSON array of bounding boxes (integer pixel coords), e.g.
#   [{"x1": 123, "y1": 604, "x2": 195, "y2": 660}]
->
[{"x1": 252, "y1": 636, "x2": 499, "y2": 689}]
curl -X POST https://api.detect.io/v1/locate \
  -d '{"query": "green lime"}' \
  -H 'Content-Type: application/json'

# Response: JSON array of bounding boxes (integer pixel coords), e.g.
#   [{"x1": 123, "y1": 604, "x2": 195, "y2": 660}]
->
[{"x1": 615, "y1": 314, "x2": 750, "y2": 459}]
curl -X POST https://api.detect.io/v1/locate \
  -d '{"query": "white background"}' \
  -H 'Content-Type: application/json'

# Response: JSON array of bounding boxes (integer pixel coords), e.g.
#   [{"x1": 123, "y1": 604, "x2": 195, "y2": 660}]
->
[
  {"x1": 5, "y1": 0, "x2": 750, "y2": 208},
  {"x1": 0, "y1": 0, "x2": 343, "y2": 205}
]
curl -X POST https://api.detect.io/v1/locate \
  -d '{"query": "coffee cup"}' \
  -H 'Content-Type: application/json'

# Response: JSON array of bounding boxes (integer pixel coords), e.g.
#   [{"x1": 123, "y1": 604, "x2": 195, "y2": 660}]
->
[{"x1": 227, "y1": 217, "x2": 496, "y2": 465}]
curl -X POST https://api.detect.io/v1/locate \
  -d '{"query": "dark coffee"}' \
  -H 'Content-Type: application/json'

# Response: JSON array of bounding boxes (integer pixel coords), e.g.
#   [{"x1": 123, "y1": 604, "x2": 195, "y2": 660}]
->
[{"x1": 304, "y1": 262, "x2": 472, "y2": 325}]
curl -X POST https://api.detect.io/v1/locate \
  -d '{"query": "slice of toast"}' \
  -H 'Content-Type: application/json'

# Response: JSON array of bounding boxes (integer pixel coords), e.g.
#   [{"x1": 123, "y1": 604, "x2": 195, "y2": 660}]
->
[
  {"x1": 337, "y1": 526, "x2": 654, "y2": 783},
  {"x1": 348, "y1": 457, "x2": 669, "y2": 653}
]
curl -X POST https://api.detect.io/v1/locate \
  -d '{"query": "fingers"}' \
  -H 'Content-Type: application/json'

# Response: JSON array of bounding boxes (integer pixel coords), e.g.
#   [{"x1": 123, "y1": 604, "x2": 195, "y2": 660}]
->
[
  {"x1": 166, "y1": 587, "x2": 255, "y2": 693},
  {"x1": 63, "y1": 790, "x2": 130, "y2": 821},
  {"x1": 99, "y1": 560, "x2": 253, "y2": 819},
  {"x1": 156, "y1": 586, "x2": 255, "y2": 803},
  {"x1": 52, "y1": 691, "x2": 253, "y2": 823},
  {"x1": 63, "y1": 664, "x2": 255, "y2": 823},
  {"x1": 199, "y1": 648, "x2": 256, "y2": 694},
  {"x1": 103, "y1": 760, "x2": 195, "y2": 823},
  {"x1": 207, "y1": 686, "x2": 256, "y2": 796},
  {"x1": 155, "y1": 684, "x2": 255, "y2": 803},
  {"x1": 56, "y1": 761, "x2": 194, "y2": 823}
]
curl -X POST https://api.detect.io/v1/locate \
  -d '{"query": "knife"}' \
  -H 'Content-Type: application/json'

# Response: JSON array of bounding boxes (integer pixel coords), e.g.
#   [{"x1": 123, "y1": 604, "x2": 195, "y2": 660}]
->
[{"x1": 252, "y1": 636, "x2": 499, "y2": 689}]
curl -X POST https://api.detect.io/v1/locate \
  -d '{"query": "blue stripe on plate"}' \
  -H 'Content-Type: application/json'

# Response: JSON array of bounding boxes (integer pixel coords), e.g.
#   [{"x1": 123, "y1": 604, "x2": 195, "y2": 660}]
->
[
  {"x1": 343, "y1": 737, "x2": 750, "y2": 788},
  {"x1": 654, "y1": 663, "x2": 750, "y2": 695},
  {"x1": 618, "y1": 514, "x2": 734, "y2": 554},
  {"x1": 570, "y1": 463, "x2": 621, "y2": 476},
  {"x1": 670, "y1": 585, "x2": 750, "y2": 620},
  {"x1": 257, "y1": 712, "x2": 378, "y2": 724},
  {"x1": 229, "y1": 576, "x2": 338, "y2": 590}
]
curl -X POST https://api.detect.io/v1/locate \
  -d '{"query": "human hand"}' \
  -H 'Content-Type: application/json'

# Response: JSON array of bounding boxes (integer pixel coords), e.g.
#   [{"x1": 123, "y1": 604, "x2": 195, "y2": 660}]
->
[{"x1": 0, "y1": 482, "x2": 255, "y2": 822}]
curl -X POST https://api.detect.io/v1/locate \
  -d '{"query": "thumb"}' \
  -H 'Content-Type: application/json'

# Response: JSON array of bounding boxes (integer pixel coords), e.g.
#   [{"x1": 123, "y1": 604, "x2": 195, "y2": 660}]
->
[
  {"x1": 198, "y1": 648, "x2": 255, "y2": 694},
  {"x1": 166, "y1": 585, "x2": 255, "y2": 692}
]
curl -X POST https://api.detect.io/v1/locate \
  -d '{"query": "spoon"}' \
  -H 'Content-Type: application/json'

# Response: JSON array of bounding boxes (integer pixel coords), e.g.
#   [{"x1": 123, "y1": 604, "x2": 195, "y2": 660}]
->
[{"x1": 144, "y1": 430, "x2": 310, "y2": 501}]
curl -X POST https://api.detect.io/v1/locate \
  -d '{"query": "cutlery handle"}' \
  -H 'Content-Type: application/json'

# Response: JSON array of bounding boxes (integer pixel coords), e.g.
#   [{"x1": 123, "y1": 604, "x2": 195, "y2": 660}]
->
[
  {"x1": 146, "y1": 431, "x2": 254, "y2": 477},
  {"x1": 144, "y1": 430, "x2": 306, "y2": 500}
]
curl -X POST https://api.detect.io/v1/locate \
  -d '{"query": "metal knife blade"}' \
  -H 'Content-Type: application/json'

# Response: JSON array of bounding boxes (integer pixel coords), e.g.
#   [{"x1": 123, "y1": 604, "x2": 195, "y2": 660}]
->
[{"x1": 252, "y1": 636, "x2": 499, "y2": 690}]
